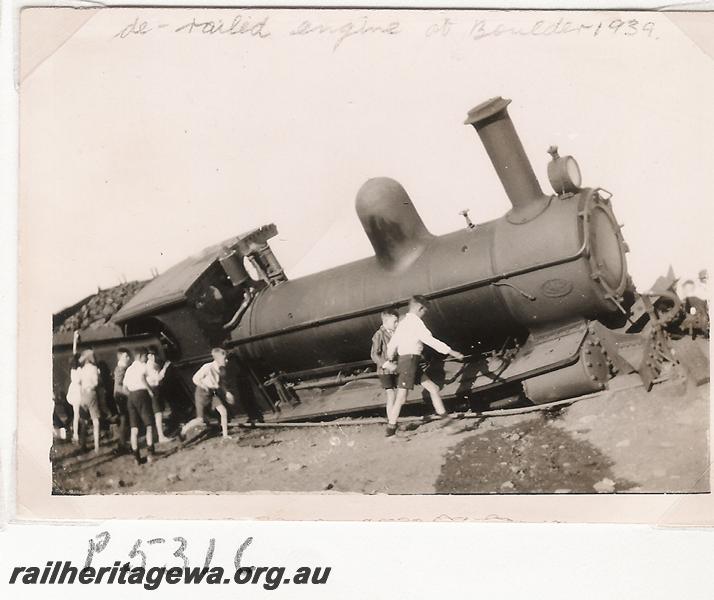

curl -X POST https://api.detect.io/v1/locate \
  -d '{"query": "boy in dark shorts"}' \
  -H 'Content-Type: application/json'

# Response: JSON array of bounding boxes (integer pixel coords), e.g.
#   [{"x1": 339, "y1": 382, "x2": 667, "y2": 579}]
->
[
  {"x1": 180, "y1": 348, "x2": 234, "y2": 440},
  {"x1": 122, "y1": 347, "x2": 156, "y2": 464},
  {"x1": 370, "y1": 309, "x2": 399, "y2": 424},
  {"x1": 385, "y1": 296, "x2": 464, "y2": 437},
  {"x1": 112, "y1": 347, "x2": 132, "y2": 455},
  {"x1": 146, "y1": 346, "x2": 172, "y2": 443}
]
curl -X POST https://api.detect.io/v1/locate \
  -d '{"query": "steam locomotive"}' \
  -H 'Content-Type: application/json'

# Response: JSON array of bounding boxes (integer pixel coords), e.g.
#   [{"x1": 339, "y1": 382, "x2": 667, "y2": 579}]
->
[{"x1": 53, "y1": 97, "x2": 671, "y2": 422}]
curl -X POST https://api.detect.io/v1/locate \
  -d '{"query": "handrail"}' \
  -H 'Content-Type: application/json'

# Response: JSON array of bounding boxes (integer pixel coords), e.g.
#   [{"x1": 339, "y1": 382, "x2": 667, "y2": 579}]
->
[{"x1": 223, "y1": 287, "x2": 256, "y2": 331}]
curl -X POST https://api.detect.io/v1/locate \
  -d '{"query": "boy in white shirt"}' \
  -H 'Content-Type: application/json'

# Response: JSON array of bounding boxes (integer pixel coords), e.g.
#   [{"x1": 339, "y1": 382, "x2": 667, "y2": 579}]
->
[
  {"x1": 180, "y1": 348, "x2": 234, "y2": 440},
  {"x1": 75, "y1": 349, "x2": 102, "y2": 453},
  {"x1": 384, "y1": 296, "x2": 464, "y2": 437},
  {"x1": 123, "y1": 347, "x2": 156, "y2": 464},
  {"x1": 146, "y1": 347, "x2": 172, "y2": 443}
]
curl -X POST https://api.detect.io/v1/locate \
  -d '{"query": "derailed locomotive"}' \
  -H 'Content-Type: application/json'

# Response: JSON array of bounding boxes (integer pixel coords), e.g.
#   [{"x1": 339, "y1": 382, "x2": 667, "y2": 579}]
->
[{"x1": 54, "y1": 97, "x2": 673, "y2": 422}]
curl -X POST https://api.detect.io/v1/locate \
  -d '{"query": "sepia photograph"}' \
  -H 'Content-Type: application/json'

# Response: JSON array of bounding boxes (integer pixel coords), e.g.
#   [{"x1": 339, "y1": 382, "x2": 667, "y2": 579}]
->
[{"x1": 16, "y1": 8, "x2": 713, "y2": 516}]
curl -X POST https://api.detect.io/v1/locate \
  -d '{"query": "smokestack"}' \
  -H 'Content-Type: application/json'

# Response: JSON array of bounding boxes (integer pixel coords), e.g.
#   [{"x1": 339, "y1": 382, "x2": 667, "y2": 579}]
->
[{"x1": 465, "y1": 97, "x2": 549, "y2": 223}]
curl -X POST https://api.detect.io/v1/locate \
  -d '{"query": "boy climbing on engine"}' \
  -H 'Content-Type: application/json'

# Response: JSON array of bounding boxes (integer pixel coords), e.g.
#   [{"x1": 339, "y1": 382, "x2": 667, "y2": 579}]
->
[{"x1": 384, "y1": 296, "x2": 464, "y2": 437}]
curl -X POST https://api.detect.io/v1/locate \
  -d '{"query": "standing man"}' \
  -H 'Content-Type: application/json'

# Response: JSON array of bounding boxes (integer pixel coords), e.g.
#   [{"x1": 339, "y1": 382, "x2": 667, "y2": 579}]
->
[
  {"x1": 385, "y1": 296, "x2": 464, "y2": 437},
  {"x1": 681, "y1": 279, "x2": 710, "y2": 339}
]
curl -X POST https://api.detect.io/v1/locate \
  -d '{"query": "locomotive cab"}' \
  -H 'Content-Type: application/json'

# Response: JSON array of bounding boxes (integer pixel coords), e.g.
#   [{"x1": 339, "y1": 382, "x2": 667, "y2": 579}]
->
[{"x1": 112, "y1": 224, "x2": 287, "y2": 414}]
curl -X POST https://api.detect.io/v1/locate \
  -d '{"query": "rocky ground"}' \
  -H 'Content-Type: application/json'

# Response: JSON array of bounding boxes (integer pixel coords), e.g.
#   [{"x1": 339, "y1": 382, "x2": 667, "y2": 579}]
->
[{"x1": 52, "y1": 362, "x2": 709, "y2": 496}]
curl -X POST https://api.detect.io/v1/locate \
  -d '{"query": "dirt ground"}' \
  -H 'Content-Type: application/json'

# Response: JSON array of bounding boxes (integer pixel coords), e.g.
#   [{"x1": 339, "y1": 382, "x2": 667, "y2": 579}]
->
[{"x1": 52, "y1": 365, "x2": 709, "y2": 496}]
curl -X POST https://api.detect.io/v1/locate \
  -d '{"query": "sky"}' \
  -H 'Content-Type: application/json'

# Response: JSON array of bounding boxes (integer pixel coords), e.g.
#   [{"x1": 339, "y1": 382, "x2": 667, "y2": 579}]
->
[{"x1": 19, "y1": 9, "x2": 714, "y2": 312}]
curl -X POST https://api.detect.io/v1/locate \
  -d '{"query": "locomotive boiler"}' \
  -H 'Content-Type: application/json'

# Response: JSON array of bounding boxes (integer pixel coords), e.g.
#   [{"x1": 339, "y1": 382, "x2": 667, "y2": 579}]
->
[{"x1": 63, "y1": 97, "x2": 670, "y2": 422}]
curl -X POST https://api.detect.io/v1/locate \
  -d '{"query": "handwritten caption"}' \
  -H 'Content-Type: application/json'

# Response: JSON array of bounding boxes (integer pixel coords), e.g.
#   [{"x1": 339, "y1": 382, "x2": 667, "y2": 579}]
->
[
  {"x1": 114, "y1": 14, "x2": 659, "y2": 51},
  {"x1": 84, "y1": 530, "x2": 254, "y2": 570}
]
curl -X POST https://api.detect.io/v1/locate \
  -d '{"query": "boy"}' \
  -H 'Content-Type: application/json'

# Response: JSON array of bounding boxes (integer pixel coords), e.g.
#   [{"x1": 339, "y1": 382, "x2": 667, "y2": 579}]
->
[
  {"x1": 146, "y1": 347, "x2": 172, "y2": 443},
  {"x1": 180, "y1": 348, "x2": 233, "y2": 440},
  {"x1": 76, "y1": 349, "x2": 101, "y2": 453},
  {"x1": 123, "y1": 347, "x2": 156, "y2": 464},
  {"x1": 370, "y1": 309, "x2": 399, "y2": 424},
  {"x1": 384, "y1": 295, "x2": 464, "y2": 437},
  {"x1": 112, "y1": 347, "x2": 132, "y2": 454}
]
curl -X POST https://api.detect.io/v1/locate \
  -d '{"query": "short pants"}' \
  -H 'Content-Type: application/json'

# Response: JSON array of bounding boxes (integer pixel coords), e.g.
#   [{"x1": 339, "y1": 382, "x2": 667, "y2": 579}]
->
[
  {"x1": 114, "y1": 392, "x2": 129, "y2": 417},
  {"x1": 397, "y1": 354, "x2": 430, "y2": 390},
  {"x1": 79, "y1": 388, "x2": 101, "y2": 420},
  {"x1": 195, "y1": 387, "x2": 226, "y2": 420},
  {"x1": 127, "y1": 389, "x2": 154, "y2": 429},
  {"x1": 150, "y1": 389, "x2": 164, "y2": 414},
  {"x1": 378, "y1": 373, "x2": 397, "y2": 390}
]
